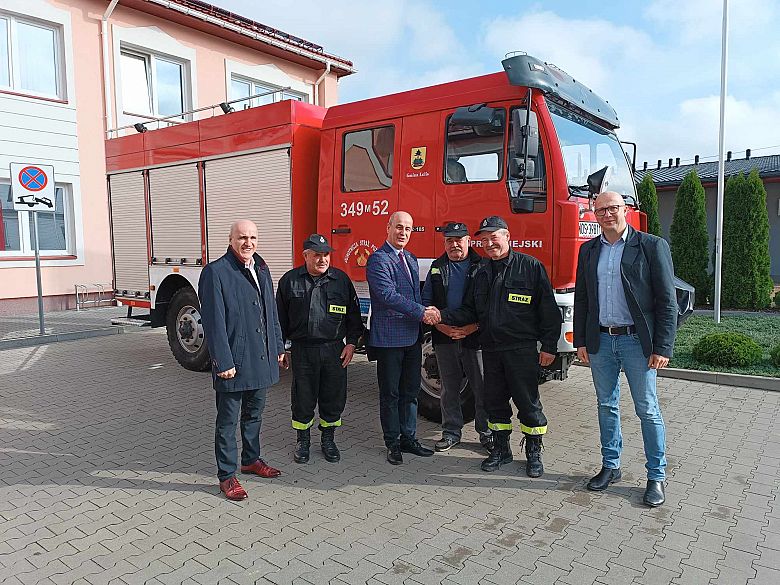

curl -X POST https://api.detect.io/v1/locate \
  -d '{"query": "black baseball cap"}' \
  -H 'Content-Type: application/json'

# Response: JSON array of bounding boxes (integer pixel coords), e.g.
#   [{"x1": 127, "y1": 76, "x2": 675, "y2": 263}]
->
[
  {"x1": 474, "y1": 215, "x2": 508, "y2": 236},
  {"x1": 443, "y1": 222, "x2": 469, "y2": 237},
  {"x1": 303, "y1": 233, "x2": 334, "y2": 253}
]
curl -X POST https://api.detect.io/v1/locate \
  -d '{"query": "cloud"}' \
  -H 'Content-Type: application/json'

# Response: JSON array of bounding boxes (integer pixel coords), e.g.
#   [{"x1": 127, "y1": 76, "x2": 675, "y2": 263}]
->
[
  {"x1": 628, "y1": 94, "x2": 780, "y2": 165},
  {"x1": 480, "y1": 11, "x2": 654, "y2": 95},
  {"x1": 213, "y1": 0, "x2": 471, "y2": 101},
  {"x1": 644, "y1": 0, "x2": 778, "y2": 43}
]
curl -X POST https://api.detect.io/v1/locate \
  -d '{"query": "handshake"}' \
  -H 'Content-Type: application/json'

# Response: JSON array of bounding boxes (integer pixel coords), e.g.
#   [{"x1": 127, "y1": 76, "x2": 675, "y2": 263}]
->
[{"x1": 422, "y1": 306, "x2": 442, "y2": 325}]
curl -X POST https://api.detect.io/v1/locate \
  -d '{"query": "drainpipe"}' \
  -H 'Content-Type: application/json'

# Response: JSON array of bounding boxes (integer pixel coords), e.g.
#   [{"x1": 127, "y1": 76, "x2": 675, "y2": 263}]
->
[
  {"x1": 313, "y1": 62, "x2": 331, "y2": 106},
  {"x1": 101, "y1": 0, "x2": 121, "y2": 137}
]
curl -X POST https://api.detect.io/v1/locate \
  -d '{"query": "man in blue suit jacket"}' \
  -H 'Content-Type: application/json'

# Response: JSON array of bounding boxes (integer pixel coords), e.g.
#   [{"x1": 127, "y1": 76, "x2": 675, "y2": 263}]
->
[{"x1": 367, "y1": 211, "x2": 439, "y2": 464}]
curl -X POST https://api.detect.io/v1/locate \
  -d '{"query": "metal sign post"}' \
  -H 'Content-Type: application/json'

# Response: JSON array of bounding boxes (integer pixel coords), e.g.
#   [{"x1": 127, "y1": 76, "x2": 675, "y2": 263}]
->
[
  {"x1": 10, "y1": 162, "x2": 56, "y2": 336},
  {"x1": 31, "y1": 211, "x2": 45, "y2": 335}
]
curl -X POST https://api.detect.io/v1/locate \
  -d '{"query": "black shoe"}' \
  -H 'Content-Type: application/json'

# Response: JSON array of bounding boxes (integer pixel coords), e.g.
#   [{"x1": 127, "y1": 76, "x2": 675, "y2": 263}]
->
[
  {"x1": 481, "y1": 431, "x2": 512, "y2": 472},
  {"x1": 387, "y1": 444, "x2": 403, "y2": 465},
  {"x1": 434, "y1": 436, "x2": 460, "y2": 452},
  {"x1": 293, "y1": 429, "x2": 310, "y2": 464},
  {"x1": 523, "y1": 434, "x2": 544, "y2": 478},
  {"x1": 400, "y1": 439, "x2": 434, "y2": 457},
  {"x1": 320, "y1": 426, "x2": 340, "y2": 463},
  {"x1": 479, "y1": 433, "x2": 494, "y2": 455},
  {"x1": 586, "y1": 467, "x2": 622, "y2": 491},
  {"x1": 643, "y1": 480, "x2": 665, "y2": 507}
]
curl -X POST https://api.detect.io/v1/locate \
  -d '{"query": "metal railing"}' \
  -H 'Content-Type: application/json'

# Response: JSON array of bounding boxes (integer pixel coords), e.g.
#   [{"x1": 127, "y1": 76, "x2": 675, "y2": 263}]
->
[{"x1": 107, "y1": 87, "x2": 292, "y2": 138}]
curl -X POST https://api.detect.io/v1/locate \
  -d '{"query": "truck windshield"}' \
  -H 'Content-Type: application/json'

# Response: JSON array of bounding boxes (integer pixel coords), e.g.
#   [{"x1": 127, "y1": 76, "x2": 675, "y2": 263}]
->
[{"x1": 548, "y1": 103, "x2": 636, "y2": 201}]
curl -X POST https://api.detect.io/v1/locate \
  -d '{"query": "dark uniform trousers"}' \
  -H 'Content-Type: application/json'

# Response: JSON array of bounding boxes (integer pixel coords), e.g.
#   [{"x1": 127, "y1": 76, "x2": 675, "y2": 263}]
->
[
  {"x1": 291, "y1": 341, "x2": 347, "y2": 428},
  {"x1": 483, "y1": 347, "x2": 547, "y2": 435}
]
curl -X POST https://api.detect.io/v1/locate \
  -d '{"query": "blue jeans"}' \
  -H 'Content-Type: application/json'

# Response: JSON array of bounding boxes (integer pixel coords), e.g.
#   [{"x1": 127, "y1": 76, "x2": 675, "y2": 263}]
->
[
  {"x1": 374, "y1": 343, "x2": 422, "y2": 447},
  {"x1": 215, "y1": 389, "x2": 267, "y2": 481},
  {"x1": 589, "y1": 333, "x2": 666, "y2": 481}
]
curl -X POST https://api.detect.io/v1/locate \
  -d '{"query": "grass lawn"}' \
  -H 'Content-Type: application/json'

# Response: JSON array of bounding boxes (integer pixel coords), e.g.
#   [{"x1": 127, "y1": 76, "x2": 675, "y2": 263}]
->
[{"x1": 672, "y1": 314, "x2": 780, "y2": 377}]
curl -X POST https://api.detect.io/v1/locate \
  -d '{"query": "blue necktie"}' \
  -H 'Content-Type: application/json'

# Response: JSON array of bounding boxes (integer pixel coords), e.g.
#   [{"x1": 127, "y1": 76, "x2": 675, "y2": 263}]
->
[{"x1": 399, "y1": 250, "x2": 412, "y2": 281}]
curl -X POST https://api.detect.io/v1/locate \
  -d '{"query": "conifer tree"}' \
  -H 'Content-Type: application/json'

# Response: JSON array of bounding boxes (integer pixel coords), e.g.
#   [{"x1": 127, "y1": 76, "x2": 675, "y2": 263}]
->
[
  {"x1": 669, "y1": 170, "x2": 710, "y2": 303},
  {"x1": 637, "y1": 173, "x2": 662, "y2": 236},
  {"x1": 721, "y1": 170, "x2": 773, "y2": 308}
]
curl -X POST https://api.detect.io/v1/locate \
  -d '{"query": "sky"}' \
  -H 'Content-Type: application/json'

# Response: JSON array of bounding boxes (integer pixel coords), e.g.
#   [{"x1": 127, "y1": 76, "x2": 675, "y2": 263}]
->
[{"x1": 214, "y1": 0, "x2": 780, "y2": 167}]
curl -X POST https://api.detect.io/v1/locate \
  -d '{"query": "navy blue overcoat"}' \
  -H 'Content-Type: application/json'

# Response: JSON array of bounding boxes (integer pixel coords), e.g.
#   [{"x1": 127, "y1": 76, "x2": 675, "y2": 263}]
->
[{"x1": 198, "y1": 248, "x2": 284, "y2": 392}]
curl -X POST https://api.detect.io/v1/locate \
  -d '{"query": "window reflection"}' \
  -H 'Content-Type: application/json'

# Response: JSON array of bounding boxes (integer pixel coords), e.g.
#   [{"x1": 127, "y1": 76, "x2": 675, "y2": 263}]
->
[
  {"x1": 28, "y1": 187, "x2": 66, "y2": 251},
  {"x1": 0, "y1": 18, "x2": 9, "y2": 88},
  {"x1": 121, "y1": 52, "x2": 152, "y2": 115},
  {"x1": 17, "y1": 22, "x2": 57, "y2": 95},
  {"x1": 228, "y1": 75, "x2": 307, "y2": 109},
  {"x1": 1, "y1": 184, "x2": 21, "y2": 251},
  {"x1": 156, "y1": 58, "x2": 183, "y2": 117},
  {"x1": 342, "y1": 126, "x2": 394, "y2": 192},
  {"x1": 444, "y1": 110, "x2": 505, "y2": 183}
]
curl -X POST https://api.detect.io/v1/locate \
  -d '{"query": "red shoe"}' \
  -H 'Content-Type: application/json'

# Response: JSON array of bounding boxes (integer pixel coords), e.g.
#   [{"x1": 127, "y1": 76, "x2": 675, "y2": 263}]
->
[
  {"x1": 241, "y1": 459, "x2": 282, "y2": 478},
  {"x1": 219, "y1": 477, "x2": 248, "y2": 501}
]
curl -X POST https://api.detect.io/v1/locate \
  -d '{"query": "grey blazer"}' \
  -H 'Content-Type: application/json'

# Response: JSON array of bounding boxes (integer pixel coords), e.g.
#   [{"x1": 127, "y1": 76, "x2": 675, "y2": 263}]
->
[{"x1": 573, "y1": 226, "x2": 678, "y2": 358}]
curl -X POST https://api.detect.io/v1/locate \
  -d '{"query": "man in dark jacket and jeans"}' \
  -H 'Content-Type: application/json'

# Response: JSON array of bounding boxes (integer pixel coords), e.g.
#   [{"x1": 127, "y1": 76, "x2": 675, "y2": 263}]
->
[
  {"x1": 574, "y1": 191, "x2": 677, "y2": 507},
  {"x1": 443, "y1": 216, "x2": 562, "y2": 478},
  {"x1": 422, "y1": 222, "x2": 491, "y2": 452},
  {"x1": 199, "y1": 219, "x2": 286, "y2": 501}
]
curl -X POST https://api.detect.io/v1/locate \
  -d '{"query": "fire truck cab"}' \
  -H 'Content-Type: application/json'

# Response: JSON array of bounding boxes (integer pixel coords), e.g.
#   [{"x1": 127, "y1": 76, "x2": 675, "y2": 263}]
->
[{"x1": 315, "y1": 54, "x2": 640, "y2": 420}]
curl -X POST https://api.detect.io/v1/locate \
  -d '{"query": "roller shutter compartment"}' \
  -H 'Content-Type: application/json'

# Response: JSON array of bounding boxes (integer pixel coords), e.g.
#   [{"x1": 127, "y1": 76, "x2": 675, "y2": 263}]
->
[
  {"x1": 204, "y1": 148, "x2": 292, "y2": 286},
  {"x1": 109, "y1": 171, "x2": 149, "y2": 297},
  {"x1": 148, "y1": 163, "x2": 201, "y2": 264}
]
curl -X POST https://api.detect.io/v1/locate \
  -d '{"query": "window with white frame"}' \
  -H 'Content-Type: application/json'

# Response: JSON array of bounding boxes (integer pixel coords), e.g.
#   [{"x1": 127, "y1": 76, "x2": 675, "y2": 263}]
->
[
  {"x1": 229, "y1": 75, "x2": 307, "y2": 110},
  {"x1": 120, "y1": 48, "x2": 189, "y2": 119},
  {"x1": 0, "y1": 12, "x2": 63, "y2": 99},
  {"x1": 0, "y1": 182, "x2": 73, "y2": 255}
]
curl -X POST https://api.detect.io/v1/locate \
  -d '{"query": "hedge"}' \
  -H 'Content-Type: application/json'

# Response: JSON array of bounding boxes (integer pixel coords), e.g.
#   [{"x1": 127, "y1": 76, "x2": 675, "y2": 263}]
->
[{"x1": 692, "y1": 332, "x2": 764, "y2": 367}]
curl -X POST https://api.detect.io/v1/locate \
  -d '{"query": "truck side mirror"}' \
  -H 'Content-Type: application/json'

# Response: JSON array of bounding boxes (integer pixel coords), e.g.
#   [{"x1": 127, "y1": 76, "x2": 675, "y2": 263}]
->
[
  {"x1": 451, "y1": 104, "x2": 498, "y2": 128},
  {"x1": 510, "y1": 196, "x2": 535, "y2": 214},
  {"x1": 511, "y1": 109, "x2": 538, "y2": 158},
  {"x1": 587, "y1": 166, "x2": 611, "y2": 195},
  {"x1": 509, "y1": 157, "x2": 535, "y2": 179}
]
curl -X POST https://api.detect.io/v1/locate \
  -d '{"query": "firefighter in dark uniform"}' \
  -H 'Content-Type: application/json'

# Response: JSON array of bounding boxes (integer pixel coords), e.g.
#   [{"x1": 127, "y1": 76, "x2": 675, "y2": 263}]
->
[
  {"x1": 442, "y1": 216, "x2": 562, "y2": 477},
  {"x1": 276, "y1": 234, "x2": 363, "y2": 464}
]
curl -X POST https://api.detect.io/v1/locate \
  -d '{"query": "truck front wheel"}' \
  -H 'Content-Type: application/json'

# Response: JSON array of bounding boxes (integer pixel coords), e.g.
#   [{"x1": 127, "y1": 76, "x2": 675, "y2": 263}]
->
[
  {"x1": 166, "y1": 287, "x2": 211, "y2": 371},
  {"x1": 418, "y1": 333, "x2": 475, "y2": 424}
]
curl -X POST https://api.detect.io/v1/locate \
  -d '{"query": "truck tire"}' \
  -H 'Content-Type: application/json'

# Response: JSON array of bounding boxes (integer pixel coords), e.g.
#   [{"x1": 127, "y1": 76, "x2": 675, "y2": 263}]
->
[
  {"x1": 418, "y1": 333, "x2": 475, "y2": 424},
  {"x1": 166, "y1": 287, "x2": 211, "y2": 372}
]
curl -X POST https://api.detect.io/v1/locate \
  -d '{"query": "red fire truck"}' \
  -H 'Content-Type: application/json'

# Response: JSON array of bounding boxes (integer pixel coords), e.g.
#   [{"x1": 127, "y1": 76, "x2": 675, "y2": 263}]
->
[{"x1": 105, "y1": 54, "x2": 641, "y2": 421}]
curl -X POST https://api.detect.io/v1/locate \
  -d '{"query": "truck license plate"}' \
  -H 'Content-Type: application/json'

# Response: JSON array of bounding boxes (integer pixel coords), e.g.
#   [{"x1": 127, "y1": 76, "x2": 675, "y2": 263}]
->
[{"x1": 579, "y1": 221, "x2": 601, "y2": 238}]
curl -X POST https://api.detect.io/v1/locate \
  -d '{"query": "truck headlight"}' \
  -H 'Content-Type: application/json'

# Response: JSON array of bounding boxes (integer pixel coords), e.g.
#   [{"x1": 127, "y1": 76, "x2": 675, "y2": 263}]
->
[{"x1": 560, "y1": 305, "x2": 574, "y2": 322}]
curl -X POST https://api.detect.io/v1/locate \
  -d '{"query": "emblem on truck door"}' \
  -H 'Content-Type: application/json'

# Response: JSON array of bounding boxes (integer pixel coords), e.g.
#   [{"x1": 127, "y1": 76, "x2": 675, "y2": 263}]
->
[
  {"x1": 344, "y1": 240, "x2": 378, "y2": 267},
  {"x1": 411, "y1": 147, "x2": 427, "y2": 169}
]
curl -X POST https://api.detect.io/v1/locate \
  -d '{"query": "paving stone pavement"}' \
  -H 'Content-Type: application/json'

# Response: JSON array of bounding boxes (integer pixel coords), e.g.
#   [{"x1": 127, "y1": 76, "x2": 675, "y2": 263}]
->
[{"x1": 1, "y1": 330, "x2": 779, "y2": 585}]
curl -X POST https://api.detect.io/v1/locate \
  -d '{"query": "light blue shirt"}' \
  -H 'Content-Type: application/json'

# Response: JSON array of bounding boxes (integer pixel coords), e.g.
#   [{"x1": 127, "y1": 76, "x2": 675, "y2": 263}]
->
[{"x1": 597, "y1": 229, "x2": 634, "y2": 327}]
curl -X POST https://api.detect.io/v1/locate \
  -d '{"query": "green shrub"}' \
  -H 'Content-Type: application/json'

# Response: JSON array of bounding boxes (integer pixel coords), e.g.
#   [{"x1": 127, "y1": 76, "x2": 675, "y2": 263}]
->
[
  {"x1": 771, "y1": 344, "x2": 780, "y2": 367},
  {"x1": 722, "y1": 170, "x2": 773, "y2": 309},
  {"x1": 774, "y1": 290, "x2": 780, "y2": 308},
  {"x1": 670, "y1": 170, "x2": 710, "y2": 304},
  {"x1": 638, "y1": 173, "x2": 662, "y2": 237},
  {"x1": 692, "y1": 332, "x2": 764, "y2": 367}
]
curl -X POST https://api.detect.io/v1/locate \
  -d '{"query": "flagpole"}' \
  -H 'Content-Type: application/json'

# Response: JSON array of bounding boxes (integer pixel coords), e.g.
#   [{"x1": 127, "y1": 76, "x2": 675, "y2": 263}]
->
[{"x1": 713, "y1": 0, "x2": 729, "y2": 323}]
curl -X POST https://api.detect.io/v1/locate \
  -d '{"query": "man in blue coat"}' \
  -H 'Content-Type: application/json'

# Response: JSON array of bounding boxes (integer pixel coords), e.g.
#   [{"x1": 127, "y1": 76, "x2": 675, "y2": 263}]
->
[
  {"x1": 199, "y1": 219, "x2": 286, "y2": 500},
  {"x1": 366, "y1": 211, "x2": 439, "y2": 465},
  {"x1": 574, "y1": 192, "x2": 678, "y2": 507}
]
